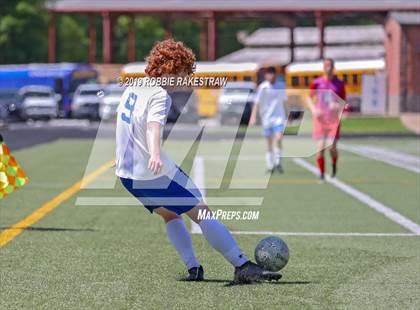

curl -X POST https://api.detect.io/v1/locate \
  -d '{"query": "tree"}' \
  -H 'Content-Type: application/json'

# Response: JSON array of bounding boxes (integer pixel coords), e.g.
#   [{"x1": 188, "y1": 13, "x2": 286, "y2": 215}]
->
[
  {"x1": 0, "y1": 0, "x2": 48, "y2": 64},
  {"x1": 56, "y1": 15, "x2": 88, "y2": 62}
]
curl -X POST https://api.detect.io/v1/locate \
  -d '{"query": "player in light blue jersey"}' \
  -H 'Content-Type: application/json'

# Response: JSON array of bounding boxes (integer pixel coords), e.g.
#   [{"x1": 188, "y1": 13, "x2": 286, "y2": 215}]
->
[
  {"x1": 116, "y1": 39, "x2": 281, "y2": 284},
  {"x1": 249, "y1": 67, "x2": 287, "y2": 173}
]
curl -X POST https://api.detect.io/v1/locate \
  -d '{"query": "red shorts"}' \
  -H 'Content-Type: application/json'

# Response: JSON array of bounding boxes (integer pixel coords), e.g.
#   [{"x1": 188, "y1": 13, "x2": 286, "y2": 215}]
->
[{"x1": 313, "y1": 116, "x2": 341, "y2": 140}]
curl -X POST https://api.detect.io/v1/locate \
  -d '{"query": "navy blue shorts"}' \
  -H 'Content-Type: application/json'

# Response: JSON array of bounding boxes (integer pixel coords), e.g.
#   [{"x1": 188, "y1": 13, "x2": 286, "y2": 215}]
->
[{"x1": 120, "y1": 168, "x2": 203, "y2": 215}]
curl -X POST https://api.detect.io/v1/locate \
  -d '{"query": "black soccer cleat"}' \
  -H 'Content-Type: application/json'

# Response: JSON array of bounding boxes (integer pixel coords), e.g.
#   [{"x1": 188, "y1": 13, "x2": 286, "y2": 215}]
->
[
  {"x1": 186, "y1": 265, "x2": 204, "y2": 281},
  {"x1": 233, "y1": 261, "x2": 282, "y2": 284},
  {"x1": 275, "y1": 164, "x2": 284, "y2": 174},
  {"x1": 331, "y1": 163, "x2": 337, "y2": 178},
  {"x1": 266, "y1": 168, "x2": 274, "y2": 174}
]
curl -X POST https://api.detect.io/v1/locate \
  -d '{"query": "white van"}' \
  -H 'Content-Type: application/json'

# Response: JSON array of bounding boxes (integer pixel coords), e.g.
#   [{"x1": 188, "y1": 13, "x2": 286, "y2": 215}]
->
[
  {"x1": 72, "y1": 84, "x2": 103, "y2": 120},
  {"x1": 99, "y1": 84, "x2": 125, "y2": 121},
  {"x1": 16, "y1": 86, "x2": 59, "y2": 120}
]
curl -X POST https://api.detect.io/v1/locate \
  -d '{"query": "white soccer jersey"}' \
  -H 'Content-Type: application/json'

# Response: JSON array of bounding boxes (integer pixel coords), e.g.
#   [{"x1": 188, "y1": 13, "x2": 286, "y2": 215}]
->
[
  {"x1": 115, "y1": 84, "x2": 177, "y2": 180},
  {"x1": 254, "y1": 80, "x2": 287, "y2": 128}
]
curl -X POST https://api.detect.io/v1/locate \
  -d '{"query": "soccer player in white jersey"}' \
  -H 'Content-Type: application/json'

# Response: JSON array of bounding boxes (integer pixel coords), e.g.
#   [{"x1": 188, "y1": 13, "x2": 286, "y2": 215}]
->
[
  {"x1": 116, "y1": 39, "x2": 281, "y2": 284},
  {"x1": 249, "y1": 67, "x2": 287, "y2": 173}
]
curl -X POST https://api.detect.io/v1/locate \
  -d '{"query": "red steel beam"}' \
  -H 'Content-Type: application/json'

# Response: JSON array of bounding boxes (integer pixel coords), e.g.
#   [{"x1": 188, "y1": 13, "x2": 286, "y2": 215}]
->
[
  {"x1": 207, "y1": 12, "x2": 217, "y2": 61},
  {"x1": 102, "y1": 12, "x2": 112, "y2": 63},
  {"x1": 199, "y1": 20, "x2": 208, "y2": 61},
  {"x1": 290, "y1": 26, "x2": 295, "y2": 63},
  {"x1": 315, "y1": 11, "x2": 325, "y2": 59},
  {"x1": 164, "y1": 15, "x2": 173, "y2": 39},
  {"x1": 128, "y1": 14, "x2": 136, "y2": 62},
  {"x1": 88, "y1": 14, "x2": 97, "y2": 63},
  {"x1": 48, "y1": 13, "x2": 56, "y2": 63}
]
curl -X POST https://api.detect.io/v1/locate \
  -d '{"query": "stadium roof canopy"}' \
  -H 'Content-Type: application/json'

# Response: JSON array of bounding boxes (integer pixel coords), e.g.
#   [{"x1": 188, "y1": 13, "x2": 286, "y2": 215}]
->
[
  {"x1": 46, "y1": 0, "x2": 420, "y2": 13},
  {"x1": 389, "y1": 12, "x2": 420, "y2": 25},
  {"x1": 45, "y1": 1, "x2": 419, "y2": 64},
  {"x1": 217, "y1": 45, "x2": 385, "y2": 64},
  {"x1": 243, "y1": 25, "x2": 385, "y2": 47},
  {"x1": 286, "y1": 59, "x2": 385, "y2": 73},
  {"x1": 123, "y1": 62, "x2": 260, "y2": 75}
]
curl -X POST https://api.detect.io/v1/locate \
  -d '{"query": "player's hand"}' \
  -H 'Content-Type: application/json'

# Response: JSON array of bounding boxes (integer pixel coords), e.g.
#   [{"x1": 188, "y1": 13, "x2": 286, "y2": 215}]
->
[
  {"x1": 148, "y1": 155, "x2": 163, "y2": 175},
  {"x1": 330, "y1": 102, "x2": 341, "y2": 112},
  {"x1": 249, "y1": 116, "x2": 256, "y2": 126},
  {"x1": 312, "y1": 108, "x2": 322, "y2": 118}
]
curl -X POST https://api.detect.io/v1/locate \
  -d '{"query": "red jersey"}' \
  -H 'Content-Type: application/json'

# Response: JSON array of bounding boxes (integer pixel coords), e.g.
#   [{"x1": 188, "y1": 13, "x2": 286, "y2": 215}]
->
[{"x1": 309, "y1": 76, "x2": 346, "y2": 140}]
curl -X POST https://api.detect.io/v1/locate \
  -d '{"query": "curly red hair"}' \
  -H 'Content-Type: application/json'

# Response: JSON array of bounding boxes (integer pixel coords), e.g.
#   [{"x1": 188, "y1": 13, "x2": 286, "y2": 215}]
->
[{"x1": 145, "y1": 39, "x2": 196, "y2": 77}]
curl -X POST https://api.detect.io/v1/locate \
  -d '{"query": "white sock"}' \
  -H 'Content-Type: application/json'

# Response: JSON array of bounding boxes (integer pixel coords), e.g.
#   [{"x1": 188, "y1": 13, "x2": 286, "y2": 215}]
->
[
  {"x1": 199, "y1": 219, "x2": 248, "y2": 267},
  {"x1": 166, "y1": 218, "x2": 200, "y2": 270},
  {"x1": 274, "y1": 147, "x2": 282, "y2": 166},
  {"x1": 265, "y1": 152, "x2": 274, "y2": 170}
]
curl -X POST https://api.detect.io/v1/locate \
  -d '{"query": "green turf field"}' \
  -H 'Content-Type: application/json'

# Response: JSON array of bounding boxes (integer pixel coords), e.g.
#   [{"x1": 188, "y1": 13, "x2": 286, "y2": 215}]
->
[
  {"x1": 216, "y1": 116, "x2": 413, "y2": 136},
  {"x1": 1, "y1": 137, "x2": 419, "y2": 309},
  {"x1": 339, "y1": 117, "x2": 411, "y2": 134}
]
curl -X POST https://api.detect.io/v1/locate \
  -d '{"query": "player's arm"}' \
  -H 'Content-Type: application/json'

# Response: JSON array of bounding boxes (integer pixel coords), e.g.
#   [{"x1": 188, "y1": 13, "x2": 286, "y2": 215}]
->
[
  {"x1": 249, "y1": 86, "x2": 262, "y2": 126},
  {"x1": 306, "y1": 94, "x2": 317, "y2": 113},
  {"x1": 147, "y1": 122, "x2": 163, "y2": 175},
  {"x1": 340, "y1": 82, "x2": 348, "y2": 108},
  {"x1": 249, "y1": 102, "x2": 258, "y2": 126},
  {"x1": 279, "y1": 85, "x2": 288, "y2": 122},
  {"x1": 306, "y1": 81, "x2": 319, "y2": 116},
  {"x1": 146, "y1": 93, "x2": 167, "y2": 175}
]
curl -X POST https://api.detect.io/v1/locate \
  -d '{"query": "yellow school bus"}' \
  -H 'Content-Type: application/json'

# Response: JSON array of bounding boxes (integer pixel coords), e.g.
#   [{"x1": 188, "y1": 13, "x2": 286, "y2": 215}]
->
[{"x1": 285, "y1": 59, "x2": 385, "y2": 110}]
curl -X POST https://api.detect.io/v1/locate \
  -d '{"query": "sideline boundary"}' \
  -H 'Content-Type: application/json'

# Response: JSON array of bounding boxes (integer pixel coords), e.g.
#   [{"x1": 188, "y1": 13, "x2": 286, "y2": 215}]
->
[
  {"x1": 0, "y1": 160, "x2": 114, "y2": 248},
  {"x1": 293, "y1": 158, "x2": 420, "y2": 235}
]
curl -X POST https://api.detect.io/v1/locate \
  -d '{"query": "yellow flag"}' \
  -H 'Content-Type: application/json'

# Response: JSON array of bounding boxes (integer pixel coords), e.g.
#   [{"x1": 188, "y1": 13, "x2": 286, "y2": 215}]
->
[{"x1": 0, "y1": 141, "x2": 29, "y2": 199}]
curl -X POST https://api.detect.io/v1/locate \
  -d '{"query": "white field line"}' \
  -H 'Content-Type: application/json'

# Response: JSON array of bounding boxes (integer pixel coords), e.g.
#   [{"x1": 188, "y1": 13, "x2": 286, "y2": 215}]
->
[
  {"x1": 75, "y1": 197, "x2": 263, "y2": 206},
  {"x1": 48, "y1": 119, "x2": 91, "y2": 127},
  {"x1": 340, "y1": 144, "x2": 420, "y2": 174},
  {"x1": 195, "y1": 155, "x2": 264, "y2": 161},
  {"x1": 293, "y1": 158, "x2": 420, "y2": 235},
  {"x1": 232, "y1": 231, "x2": 419, "y2": 237},
  {"x1": 189, "y1": 156, "x2": 265, "y2": 233}
]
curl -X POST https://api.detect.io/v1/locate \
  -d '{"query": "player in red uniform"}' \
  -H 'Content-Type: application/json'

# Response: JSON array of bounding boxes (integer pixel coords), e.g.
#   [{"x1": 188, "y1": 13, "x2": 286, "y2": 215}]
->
[{"x1": 307, "y1": 58, "x2": 346, "y2": 180}]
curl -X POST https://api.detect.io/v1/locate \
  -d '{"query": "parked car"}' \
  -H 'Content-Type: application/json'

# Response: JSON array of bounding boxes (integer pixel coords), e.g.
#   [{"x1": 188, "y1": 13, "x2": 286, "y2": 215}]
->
[
  {"x1": 99, "y1": 84, "x2": 124, "y2": 121},
  {"x1": 218, "y1": 82, "x2": 256, "y2": 125},
  {"x1": 72, "y1": 84, "x2": 103, "y2": 120},
  {"x1": 167, "y1": 88, "x2": 199, "y2": 123},
  {"x1": 98, "y1": 85, "x2": 199, "y2": 123},
  {"x1": 0, "y1": 89, "x2": 18, "y2": 124},
  {"x1": 12, "y1": 86, "x2": 59, "y2": 121}
]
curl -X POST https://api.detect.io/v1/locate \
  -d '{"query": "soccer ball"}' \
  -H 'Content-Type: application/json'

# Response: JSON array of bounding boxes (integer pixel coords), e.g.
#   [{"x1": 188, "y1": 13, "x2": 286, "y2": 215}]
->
[{"x1": 254, "y1": 236, "x2": 289, "y2": 272}]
